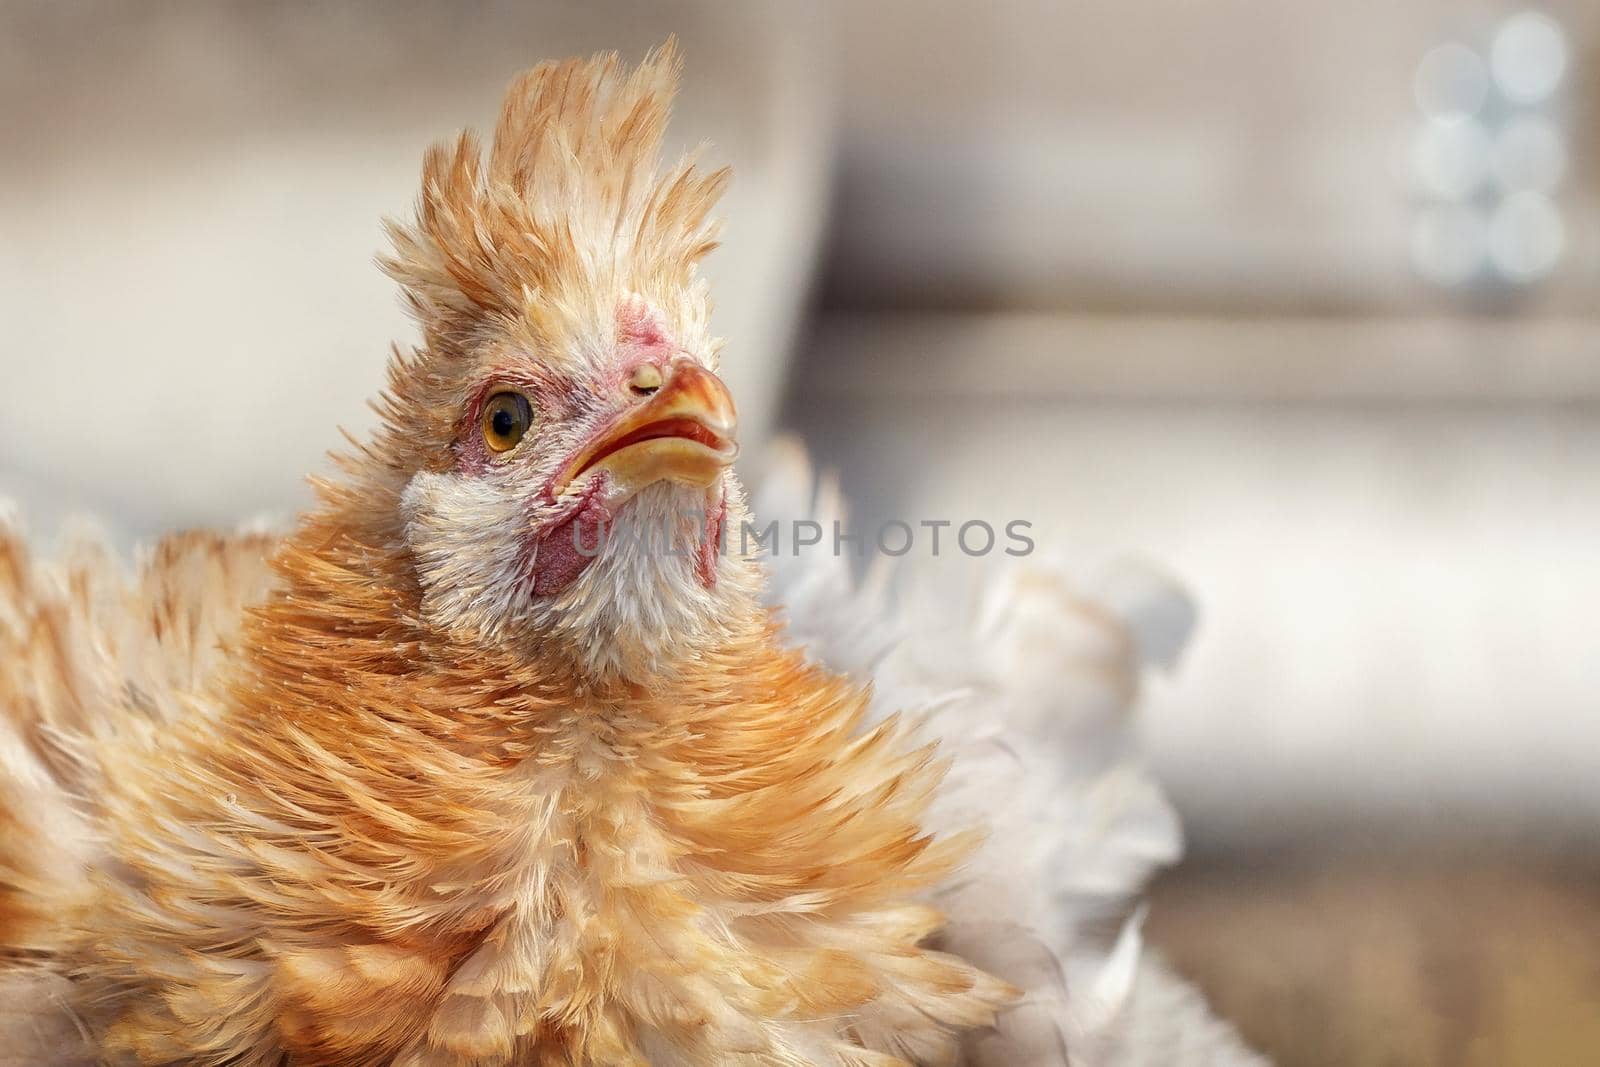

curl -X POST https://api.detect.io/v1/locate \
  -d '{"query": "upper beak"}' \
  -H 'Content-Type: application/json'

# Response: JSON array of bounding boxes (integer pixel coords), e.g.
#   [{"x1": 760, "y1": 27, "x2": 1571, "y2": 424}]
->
[{"x1": 553, "y1": 358, "x2": 738, "y2": 498}]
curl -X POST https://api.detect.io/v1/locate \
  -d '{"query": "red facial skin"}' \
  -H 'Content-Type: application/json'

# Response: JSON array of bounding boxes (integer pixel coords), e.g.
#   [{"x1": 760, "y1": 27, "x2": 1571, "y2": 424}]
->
[{"x1": 615, "y1": 294, "x2": 669, "y2": 350}]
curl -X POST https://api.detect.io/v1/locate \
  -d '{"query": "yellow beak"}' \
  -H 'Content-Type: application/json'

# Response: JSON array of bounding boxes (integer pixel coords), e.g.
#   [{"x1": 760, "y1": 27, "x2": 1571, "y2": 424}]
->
[{"x1": 554, "y1": 358, "x2": 738, "y2": 498}]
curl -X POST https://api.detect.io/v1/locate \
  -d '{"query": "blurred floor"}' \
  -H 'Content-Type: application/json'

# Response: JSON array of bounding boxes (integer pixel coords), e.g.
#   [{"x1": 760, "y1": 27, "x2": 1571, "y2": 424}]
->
[{"x1": 1146, "y1": 842, "x2": 1600, "y2": 1067}]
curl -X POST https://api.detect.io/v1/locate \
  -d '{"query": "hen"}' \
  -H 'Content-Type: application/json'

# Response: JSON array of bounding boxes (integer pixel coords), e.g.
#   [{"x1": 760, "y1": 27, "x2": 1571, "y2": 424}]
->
[{"x1": 0, "y1": 43, "x2": 1260, "y2": 1067}]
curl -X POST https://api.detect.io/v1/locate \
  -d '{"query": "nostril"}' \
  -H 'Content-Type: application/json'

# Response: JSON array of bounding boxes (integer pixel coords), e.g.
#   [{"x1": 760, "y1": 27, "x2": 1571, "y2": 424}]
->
[{"x1": 629, "y1": 363, "x2": 663, "y2": 397}]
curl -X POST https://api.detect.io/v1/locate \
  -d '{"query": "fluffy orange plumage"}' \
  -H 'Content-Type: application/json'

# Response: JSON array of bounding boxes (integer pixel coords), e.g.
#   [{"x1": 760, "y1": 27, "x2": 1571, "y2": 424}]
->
[{"x1": 0, "y1": 42, "x2": 1015, "y2": 1065}]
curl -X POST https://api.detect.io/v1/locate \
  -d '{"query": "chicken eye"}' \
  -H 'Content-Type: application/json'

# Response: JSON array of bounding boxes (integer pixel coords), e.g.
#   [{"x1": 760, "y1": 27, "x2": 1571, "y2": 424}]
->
[{"x1": 480, "y1": 392, "x2": 533, "y2": 453}]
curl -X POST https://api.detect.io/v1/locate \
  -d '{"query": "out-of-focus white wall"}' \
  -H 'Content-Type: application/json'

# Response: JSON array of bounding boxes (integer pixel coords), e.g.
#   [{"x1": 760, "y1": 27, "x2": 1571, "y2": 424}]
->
[{"x1": 0, "y1": 2, "x2": 831, "y2": 540}]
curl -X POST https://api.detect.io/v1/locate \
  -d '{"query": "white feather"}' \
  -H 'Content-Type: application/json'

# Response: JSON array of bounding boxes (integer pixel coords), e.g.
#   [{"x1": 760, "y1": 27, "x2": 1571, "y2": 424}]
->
[{"x1": 753, "y1": 440, "x2": 1266, "y2": 1067}]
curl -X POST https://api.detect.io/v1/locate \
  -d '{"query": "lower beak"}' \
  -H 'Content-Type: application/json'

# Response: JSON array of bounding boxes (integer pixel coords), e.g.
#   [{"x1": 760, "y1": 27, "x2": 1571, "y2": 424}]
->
[{"x1": 554, "y1": 359, "x2": 738, "y2": 498}]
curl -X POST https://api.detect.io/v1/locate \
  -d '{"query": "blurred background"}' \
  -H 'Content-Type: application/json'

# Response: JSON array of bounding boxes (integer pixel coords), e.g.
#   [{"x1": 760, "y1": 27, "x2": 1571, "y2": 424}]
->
[{"x1": 2, "y1": 3, "x2": 1597, "y2": 1063}]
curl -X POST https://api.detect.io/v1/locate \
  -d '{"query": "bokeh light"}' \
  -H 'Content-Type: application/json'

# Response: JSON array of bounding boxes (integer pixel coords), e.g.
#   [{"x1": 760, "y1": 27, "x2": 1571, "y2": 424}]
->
[
  {"x1": 1408, "y1": 12, "x2": 1571, "y2": 291},
  {"x1": 1490, "y1": 11, "x2": 1568, "y2": 104},
  {"x1": 1491, "y1": 114, "x2": 1567, "y2": 193},
  {"x1": 1411, "y1": 115, "x2": 1491, "y2": 200},
  {"x1": 1414, "y1": 42, "x2": 1489, "y2": 117},
  {"x1": 1488, "y1": 189, "x2": 1565, "y2": 280}
]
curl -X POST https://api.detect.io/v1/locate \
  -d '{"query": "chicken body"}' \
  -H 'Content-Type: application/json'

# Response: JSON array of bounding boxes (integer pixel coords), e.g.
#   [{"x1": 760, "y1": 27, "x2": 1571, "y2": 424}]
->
[
  {"x1": 0, "y1": 523, "x2": 1005, "y2": 1066},
  {"x1": 0, "y1": 44, "x2": 1014, "y2": 1066}
]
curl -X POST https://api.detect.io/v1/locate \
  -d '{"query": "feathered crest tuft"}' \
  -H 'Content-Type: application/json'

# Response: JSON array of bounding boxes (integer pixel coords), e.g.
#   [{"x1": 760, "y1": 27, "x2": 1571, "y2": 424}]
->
[{"x1": 381, "y1": 38, "x2": 728, "y2": 329}]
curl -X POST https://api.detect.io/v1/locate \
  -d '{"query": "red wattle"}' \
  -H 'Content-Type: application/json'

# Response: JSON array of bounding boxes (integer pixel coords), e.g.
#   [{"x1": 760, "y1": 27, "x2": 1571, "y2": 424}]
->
[
  {"x1": 696, "y1": 491, "x2": 726, "y2": 589},
  {"x1": 532, "y1": 497, "x2": 610, "y2": 597}
]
